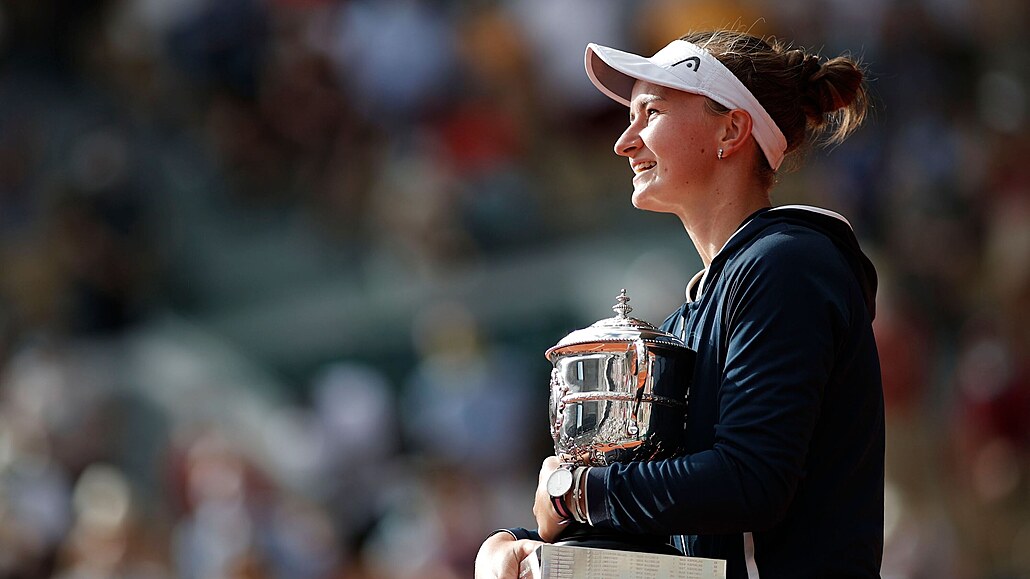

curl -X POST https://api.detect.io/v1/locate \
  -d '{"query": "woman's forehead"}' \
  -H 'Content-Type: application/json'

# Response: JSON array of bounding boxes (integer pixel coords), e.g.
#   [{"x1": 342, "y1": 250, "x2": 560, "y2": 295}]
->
[{"x1": 630, "y1": 80, "x2": 702, "y2": 105}]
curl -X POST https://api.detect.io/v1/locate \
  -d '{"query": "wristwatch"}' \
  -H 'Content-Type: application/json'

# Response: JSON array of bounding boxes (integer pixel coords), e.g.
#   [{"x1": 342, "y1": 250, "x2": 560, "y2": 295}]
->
[{"x1": 546, "y1": 465, "x2": 575, "y2": 520}]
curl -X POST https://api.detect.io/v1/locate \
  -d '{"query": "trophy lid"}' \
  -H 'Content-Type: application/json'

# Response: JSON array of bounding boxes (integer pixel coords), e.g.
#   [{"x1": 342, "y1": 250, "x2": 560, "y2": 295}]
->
[{"x1": 545, "y1": 289, "x2": 688, "y2": 361}]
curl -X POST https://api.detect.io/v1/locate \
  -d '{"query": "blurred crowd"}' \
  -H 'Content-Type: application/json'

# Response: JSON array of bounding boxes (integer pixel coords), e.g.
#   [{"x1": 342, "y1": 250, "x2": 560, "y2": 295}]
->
[{"x1": 0, "y1": 0, "x2": 1028, "y2": 577}]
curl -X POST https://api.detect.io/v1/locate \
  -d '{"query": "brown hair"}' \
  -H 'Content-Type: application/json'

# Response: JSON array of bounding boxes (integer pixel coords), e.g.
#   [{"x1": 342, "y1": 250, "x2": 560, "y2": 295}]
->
[{"x1": 680, "y1": 30, "x2": 868, "y2": 185}]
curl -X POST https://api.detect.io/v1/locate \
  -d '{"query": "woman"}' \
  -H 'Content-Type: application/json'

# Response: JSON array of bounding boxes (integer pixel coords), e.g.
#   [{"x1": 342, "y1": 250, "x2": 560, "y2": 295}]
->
[{"x1": 476, "y1": 29, "x2": 883, "y2": 579}]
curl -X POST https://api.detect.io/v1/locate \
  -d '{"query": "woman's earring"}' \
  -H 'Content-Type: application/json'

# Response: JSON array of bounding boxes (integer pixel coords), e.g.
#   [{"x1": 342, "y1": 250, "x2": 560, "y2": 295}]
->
[{"x1": 718, "y1": 148, "x2": 724, "y2": 160}]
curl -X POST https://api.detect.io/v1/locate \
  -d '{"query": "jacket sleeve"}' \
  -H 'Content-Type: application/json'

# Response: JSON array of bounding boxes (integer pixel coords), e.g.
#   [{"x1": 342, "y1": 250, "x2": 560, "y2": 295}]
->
[{"x1": 583, "y1": 231, "x2": 854, "y2": 535}]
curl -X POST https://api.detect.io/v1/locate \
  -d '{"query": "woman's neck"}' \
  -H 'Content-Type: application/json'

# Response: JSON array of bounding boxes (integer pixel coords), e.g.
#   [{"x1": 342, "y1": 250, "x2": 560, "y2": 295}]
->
[{"x1": 679, "y1": 184, "x2": 771, "y2": 267}]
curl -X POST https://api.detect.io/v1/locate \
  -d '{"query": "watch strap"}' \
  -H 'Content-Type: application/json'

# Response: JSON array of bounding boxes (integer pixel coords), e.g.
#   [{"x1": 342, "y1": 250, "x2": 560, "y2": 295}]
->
[{"x1": 550, "y1": 494, "x2": 572, "y2": 521}]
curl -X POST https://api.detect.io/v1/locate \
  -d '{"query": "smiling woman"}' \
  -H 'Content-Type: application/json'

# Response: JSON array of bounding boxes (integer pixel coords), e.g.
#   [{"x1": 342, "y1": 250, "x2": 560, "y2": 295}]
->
[{"x1": 476, "y1": 27, "x2": 882, "y2": 579}]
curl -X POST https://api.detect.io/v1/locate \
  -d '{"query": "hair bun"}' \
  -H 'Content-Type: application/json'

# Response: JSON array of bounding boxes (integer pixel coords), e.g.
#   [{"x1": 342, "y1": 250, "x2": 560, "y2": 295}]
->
[
  {"x1": 681, "y1": 30, "x2": 868, "y2": 164},
  {"x1": 798, "y1": 53, "x2": 822, "y2": 83},
  {"x1": 803, "y1": 56, "x2": 864, "y2": 118}
]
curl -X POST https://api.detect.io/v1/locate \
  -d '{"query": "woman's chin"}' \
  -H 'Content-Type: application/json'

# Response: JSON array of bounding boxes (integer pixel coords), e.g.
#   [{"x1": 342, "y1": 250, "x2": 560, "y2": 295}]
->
[
  {"x1": 630, "y1": 189, "x2": 648, "y2": 208},
  {"x1": 631, "y1": 191, "x2": 663, "y2": 213}
]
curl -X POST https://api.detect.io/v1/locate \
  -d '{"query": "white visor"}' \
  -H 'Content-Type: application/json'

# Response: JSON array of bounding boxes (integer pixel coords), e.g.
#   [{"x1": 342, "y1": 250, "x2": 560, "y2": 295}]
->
[{"x1": 585, "y1": 40, "x2": 788, "y2": 171}]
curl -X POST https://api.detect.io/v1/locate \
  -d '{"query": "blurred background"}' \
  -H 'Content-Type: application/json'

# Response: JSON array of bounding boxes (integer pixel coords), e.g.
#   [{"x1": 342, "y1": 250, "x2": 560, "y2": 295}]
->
[{"x1": 0, "y1": 0, "x2": 1027, "y2": 577}]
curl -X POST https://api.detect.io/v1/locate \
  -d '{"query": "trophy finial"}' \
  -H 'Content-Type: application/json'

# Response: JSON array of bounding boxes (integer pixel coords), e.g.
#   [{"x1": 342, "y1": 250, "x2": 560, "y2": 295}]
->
[{"x1": 612, "y1": 289, "x2": 633, "y2": 319}]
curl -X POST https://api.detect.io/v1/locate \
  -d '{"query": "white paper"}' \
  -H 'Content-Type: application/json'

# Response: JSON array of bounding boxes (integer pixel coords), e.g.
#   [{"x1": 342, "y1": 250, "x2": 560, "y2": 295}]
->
[{"x1": 519, "y1": 544, "x2": 726, "y2": 579}]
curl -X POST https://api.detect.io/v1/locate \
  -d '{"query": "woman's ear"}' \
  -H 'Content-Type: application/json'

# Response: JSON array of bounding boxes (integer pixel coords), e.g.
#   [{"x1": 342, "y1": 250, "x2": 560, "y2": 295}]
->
[{"x1": 718, "y1": 109, "x2": 754, "y2": 160}]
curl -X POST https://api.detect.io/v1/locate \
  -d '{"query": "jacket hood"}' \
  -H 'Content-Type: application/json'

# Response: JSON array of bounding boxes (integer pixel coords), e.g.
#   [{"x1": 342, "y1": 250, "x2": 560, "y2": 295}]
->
[{"x1": 716, "y1": 205, "x2": 879, "y2": 320}]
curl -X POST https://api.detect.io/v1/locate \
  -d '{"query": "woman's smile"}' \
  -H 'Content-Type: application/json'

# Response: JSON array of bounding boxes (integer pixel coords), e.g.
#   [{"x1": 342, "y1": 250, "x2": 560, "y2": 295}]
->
[{"x1": 631, "y1": 160, "x2": 657, "y2": 175}]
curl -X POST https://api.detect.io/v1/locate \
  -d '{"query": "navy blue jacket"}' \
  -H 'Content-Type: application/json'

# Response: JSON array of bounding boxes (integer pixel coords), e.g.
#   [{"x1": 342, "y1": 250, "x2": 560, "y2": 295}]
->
[{"x1": 582, "y1": 206, "x2": 884, "y2": 578}]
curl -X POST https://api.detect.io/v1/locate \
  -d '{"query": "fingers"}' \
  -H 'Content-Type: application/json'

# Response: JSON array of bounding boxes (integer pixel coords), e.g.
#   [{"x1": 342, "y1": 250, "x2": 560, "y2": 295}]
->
[
  {"x1": 475, "y1": 532, "x2": 515, "y2": 579},
  {"x1": 474, "y1": 533, "x2": 543, "y2": 579},
  {"x1": 538, "y1": 456, "x2": 561, "y2": 481},
  {"x1": 513, "y1": 538, "x2": 545, "y2": 560}
]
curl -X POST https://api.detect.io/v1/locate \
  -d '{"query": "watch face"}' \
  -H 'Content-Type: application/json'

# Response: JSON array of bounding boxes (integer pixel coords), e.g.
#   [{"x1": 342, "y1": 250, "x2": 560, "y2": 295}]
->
[{"x1": 546, "y1": 467, "x2": 574, "y2": 498}]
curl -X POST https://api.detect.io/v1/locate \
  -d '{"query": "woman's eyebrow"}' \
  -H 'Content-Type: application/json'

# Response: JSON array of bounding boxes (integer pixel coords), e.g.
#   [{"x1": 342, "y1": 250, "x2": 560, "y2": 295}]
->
[
  {"x1": 631, "y1": 95, "x2": 665, "y2": 109},
  {"x1": 629, "y1": 95, "x2": 665, "y2": 119}
]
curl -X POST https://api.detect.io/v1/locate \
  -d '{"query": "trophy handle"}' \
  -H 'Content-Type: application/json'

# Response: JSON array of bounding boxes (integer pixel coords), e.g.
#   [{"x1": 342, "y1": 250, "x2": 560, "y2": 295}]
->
[
  {"x1": 633, "y1": 338, "x2": 647, "y2": 375},
  {"x1": 626, "y1": 339, "x2": 648, "y2": 436},
  {"x1": 550, "y1": 367, "x2": 567, "y2": 445}
]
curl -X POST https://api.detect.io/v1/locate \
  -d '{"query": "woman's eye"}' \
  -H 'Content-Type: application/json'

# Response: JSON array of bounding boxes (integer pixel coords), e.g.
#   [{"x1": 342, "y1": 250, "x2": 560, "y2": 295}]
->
[{"x1": 630, "y1": 107, "x2": 659, "y2": 124}]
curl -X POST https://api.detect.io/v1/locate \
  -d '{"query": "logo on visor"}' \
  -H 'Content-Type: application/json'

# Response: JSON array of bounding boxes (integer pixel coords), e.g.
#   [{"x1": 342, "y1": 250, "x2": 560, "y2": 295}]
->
[{"x1": 672, "y1": 56, "x2": 701, "y2": 71}]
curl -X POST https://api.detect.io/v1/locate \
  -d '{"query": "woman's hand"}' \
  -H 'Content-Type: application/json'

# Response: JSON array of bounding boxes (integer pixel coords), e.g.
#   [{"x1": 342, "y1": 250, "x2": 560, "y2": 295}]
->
[
  {"x1": 474, "y1": 532, "x2": 543, "y2": 579},
  {"x1": 533, "y1": 456, "x2": 570, "y2": 542}
]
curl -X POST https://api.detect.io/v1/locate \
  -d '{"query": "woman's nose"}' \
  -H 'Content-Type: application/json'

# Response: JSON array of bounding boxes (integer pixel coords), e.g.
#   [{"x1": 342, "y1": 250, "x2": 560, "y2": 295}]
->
[{"x1": 614, "y1": 124, "x2": 640, "y2": 157}]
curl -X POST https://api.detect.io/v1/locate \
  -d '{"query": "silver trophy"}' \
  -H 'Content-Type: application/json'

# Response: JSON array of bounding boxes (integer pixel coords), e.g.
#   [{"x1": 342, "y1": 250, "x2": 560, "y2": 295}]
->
[{"x1": 543, "y1": 289, "x2": 695, "y2": 553}]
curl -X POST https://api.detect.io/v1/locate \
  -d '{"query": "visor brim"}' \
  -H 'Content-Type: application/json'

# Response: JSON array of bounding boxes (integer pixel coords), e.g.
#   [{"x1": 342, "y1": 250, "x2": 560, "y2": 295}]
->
[{"x1": 585, "y1": 43, "x2": 706, "y2": 107}]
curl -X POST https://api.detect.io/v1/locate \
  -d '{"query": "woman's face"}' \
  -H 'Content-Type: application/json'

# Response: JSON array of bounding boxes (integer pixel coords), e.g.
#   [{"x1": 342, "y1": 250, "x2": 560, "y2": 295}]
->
[{"x1": 614, "y1": 80, "x2": 722, "y2": 214}]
